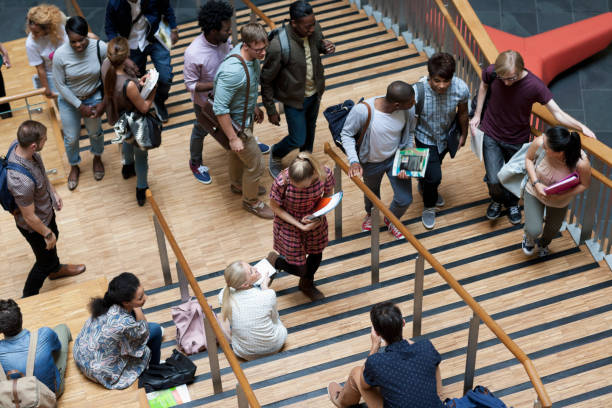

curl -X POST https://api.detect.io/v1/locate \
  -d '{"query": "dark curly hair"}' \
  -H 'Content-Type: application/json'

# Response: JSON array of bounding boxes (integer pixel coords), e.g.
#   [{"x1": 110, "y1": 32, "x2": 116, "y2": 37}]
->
[
  {"x1": 198, "y1": 0, "x2": 234, "y2": 35},
  {"x1": 89, "y1": 272, "x2": 140, "y2": 319},
  {"x1": 0, "y1": 299, "x2": 23, "y2": 337}
]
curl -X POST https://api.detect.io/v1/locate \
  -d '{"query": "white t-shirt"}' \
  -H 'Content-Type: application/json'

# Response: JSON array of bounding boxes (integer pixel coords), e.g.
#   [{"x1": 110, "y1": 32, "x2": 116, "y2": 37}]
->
[
  {"x1": 128, "y1": 0, "x2": 150, "y2": 51},
  {"x1": 368, "y1": 108, "x2": 406, "y2": 163},
  {"x1": 25, "y1": 30, "x2": 69, "y2": 73}
]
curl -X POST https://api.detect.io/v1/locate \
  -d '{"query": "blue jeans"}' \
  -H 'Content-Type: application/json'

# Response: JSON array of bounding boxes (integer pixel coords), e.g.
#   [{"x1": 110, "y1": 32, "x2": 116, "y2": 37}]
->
[
  {"x1": 362, "y1": 156, "x2": 413, "y2": 219},
  {"x1": 130, "y1": 40, "x2": 173, "y2": 105},
  {"x1": 147, "y1": 322, "x2": 162, "y2": 365},
  {"x1": 58, "y1": 92, "x2": 104, "y2": 166},
  {"x1": 483, "y1": 133, "x2": 522, "y2": 207},
  {"x1": 33, "y1": 71, "x2": 57, "y2": 94},
  {"x1": 122, "y1": 142, "x2": 149, "y2": 189},
  {"x1": 190, "y1": 103, "x2": 208, "y2": 165},
  {"x1": 272, "y1": 93, "x2": 320, "y2": 158}
]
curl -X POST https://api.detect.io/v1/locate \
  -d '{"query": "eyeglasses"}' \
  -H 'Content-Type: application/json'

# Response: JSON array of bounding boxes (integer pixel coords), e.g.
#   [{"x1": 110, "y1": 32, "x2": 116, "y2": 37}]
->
[
  {"x1": 247, "y1": 44, "x2": 268, "y2": 53},
  {"x1": 498, "y1": 74, "x2": 519, "y2": 82}
]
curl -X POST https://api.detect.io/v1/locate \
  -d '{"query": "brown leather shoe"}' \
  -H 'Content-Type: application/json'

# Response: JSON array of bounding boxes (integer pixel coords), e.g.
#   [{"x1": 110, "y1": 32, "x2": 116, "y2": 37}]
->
[
  {"x1": 299, "y1": 277, "x2": 325, "y2": 301},
  {"x1": 93, "y1": 156, "x2": 105, "y2": 181},
  {"x1": 243, "y1": 200, "x2": 274, "y2": 219},
  {"x1": 231, "y1": 184, "x2": 266, "y2": 196},
  {"x1": 67, "y1": 166, "x2": 80, "y2": 191},
  {"x1": 49, "y1": 264, "x2": 86, "y2": 280}
]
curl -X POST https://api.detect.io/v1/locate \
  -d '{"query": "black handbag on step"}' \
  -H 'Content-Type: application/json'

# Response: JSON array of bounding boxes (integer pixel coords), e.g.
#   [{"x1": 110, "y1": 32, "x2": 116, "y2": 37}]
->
[{"x1": 138, "y1": 349, "x2": 197, "y2": 392}]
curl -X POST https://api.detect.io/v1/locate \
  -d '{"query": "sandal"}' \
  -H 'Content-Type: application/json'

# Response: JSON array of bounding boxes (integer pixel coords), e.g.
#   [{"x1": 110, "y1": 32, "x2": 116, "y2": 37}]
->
[
  {"x1": 327, "y1": 382, "x2": 342, "y2": 408},
  {"x1": 93, "y1": 156, "x2": 105, "y2": 181},
  {"x1": 67, "y1": 166, "x2": 80, "y2": 191}
]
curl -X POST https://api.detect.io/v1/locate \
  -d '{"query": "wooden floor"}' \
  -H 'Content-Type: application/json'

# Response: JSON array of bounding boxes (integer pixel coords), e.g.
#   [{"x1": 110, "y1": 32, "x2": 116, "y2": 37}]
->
[{"x1": 1, "y1": 0, "x2": 611, "y2": 407}]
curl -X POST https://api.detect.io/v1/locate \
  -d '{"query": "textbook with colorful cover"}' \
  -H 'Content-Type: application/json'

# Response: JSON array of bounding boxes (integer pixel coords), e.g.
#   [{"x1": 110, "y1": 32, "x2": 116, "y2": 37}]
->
[
  {"x1": 309, "y1": 191, "x2": 343, "y2": 218},
  {"x1": 391, "y1": 148, "x2": 429, "y2": 177},
  {"x1": 544, "y1": 172, "x2": 579, "y2": 195},
  {"x1": 146, "y1": 384, "x2": 191, "y2": 408}
]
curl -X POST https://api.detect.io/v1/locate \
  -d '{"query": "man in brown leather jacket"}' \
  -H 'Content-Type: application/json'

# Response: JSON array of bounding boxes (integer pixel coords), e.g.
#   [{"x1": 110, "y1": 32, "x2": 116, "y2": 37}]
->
[{"x1": 261, "y1": 0, "x2": 334, "y2": 178}]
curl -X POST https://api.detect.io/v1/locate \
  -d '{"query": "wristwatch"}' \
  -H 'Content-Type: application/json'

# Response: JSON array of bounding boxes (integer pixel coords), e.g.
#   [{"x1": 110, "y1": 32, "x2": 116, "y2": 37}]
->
[
  {"x1": 44, "y1": 231, "x2": 53, "y2": 240},
  {"x1": 531, "y1": 179, "x2": 540, "y2": 187}
]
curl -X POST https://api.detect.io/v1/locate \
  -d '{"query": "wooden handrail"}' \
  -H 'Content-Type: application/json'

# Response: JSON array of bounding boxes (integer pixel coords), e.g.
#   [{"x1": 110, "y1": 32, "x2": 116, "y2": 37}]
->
[
  {"x1": 0, "y1": 88, "x2": 45, "y2": 105},
  {"x1": 145, "y1": 190, "x2": 261, "y2": 408},
  {"x1": 242, "y1": 0, "x2": 277, "y2": 30},
  {"x1": 324, "y1": 142, "x2": 552, "y2": 408}
]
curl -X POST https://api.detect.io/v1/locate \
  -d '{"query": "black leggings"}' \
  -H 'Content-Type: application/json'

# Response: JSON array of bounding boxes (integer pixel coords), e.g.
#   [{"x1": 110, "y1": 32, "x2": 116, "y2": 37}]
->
[{"x1": 275, "y1": 253, "x2": 322, "y2": 281}]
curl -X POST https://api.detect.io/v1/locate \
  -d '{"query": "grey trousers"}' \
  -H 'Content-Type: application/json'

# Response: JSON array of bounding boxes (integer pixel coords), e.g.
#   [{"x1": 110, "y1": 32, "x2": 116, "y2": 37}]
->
[{"x1": 523, "y1": 191, "x2": 568, "y2": 247}]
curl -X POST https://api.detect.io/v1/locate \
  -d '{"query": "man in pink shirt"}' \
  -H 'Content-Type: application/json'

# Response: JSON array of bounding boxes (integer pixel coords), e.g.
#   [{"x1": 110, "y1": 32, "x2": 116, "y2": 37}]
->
[{"x1": 183, "y1": 1, "x2": 233, "y2": 184}]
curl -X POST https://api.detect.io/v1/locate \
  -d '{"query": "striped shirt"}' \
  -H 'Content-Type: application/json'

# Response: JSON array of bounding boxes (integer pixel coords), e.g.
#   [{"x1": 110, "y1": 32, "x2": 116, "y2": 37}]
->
[
  {"x1": 6, "y1": 141, "x2": 56, "y2": 232},
  {"x1": 412, "y1": 76, "x2": 469, "y2": 153}
]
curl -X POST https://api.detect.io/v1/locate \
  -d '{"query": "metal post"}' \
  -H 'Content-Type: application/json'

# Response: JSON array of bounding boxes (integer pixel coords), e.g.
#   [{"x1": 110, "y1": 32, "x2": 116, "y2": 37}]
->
[
  {"x1": 463, "y1": 313, "x2": 480, "y2": 394},
  {"x1": 250, "y1": 10, "x2": 257, "y2": 23},
  {"x1": 370, "y1": 206, "x2": 380, "y2": 284},
  {"x1": 236, "y1": 382, "x2": 249, "y2": 408},
  {"x1": 579, "y1": 175, "x2": 600, "y2": 244},
  {"x1": 533, "y1": 397, "x2": 542, "y2": 408},
  {"x1": 334, "y1": 162, "x2": 343, "y2": 239},
  {"x1": 412, "y1": 255, "x2": 425, "y2": 338},
  {"x1": 175, "y1": 262, "x2": 190, "y2": 302},
  {"x1": 230, "y1": 0, "x2": 238, "y2": 45},
  {"x1": 153, "y1": 215, "x2": 172, "y2": 285},
  {"x1": 203, "y1": 318, "x2": 223, "y2": 394}
]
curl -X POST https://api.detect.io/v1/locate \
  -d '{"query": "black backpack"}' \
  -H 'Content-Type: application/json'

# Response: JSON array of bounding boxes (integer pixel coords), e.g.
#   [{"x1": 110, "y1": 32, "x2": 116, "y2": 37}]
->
[
  {"x1": 267, "y1": 24, "x2": 290, "y2": 66},
  {"x1": 1, "y1": 143, "x2": 36, "y2": 214},
  {"x1": 323, "y1": 98, "x2": 371, "y2": 154}
]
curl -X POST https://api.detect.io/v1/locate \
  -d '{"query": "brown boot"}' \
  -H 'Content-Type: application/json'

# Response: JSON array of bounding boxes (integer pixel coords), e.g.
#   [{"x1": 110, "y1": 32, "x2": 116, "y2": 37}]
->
[
  {"x1": 49, "y1": 264, "x2": 86, "y2": 280},
  {"x1": 299, "y1": 277, "x2": 325, "y2": 301}
]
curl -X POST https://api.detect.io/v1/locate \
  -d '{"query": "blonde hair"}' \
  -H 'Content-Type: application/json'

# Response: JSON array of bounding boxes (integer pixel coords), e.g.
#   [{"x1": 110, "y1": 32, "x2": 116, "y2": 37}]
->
[
  {"x1": 288, "y1": 152, "x2": 325, "y2": 184},
  {"x1": 105, "y1": 37, "x2": 131, "y2": 120},
  {"x1": 25, "y1": 4, "x2": 67, "y2": 47},
  {"x1": 240, "y1": 23, "x2": 268, "y2": 46},
  {"x1": 494, "y1": 50, "x2": 524, "y2": 77},
  {"x1": 220, "y1": 261, "x2": 248, "y2": 321}
]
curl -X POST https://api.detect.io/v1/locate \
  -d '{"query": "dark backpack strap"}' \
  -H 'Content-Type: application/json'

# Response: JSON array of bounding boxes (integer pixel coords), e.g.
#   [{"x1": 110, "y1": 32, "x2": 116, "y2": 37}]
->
[
  {"x1": 415, "y1": 81, "x2": 424, "y2": 117},
  {"x1": 227, "y1": 54, "x2": 250, "y2": 131},
  {"x1": 279, "y1": 25, "x2": 290, "y2": 66},
  {"x1": 5, "y1": 143, "x2": 36, "y2": 185},
  {"x1": 355, "y1": 101, "x2": 371, "y2": 149}
]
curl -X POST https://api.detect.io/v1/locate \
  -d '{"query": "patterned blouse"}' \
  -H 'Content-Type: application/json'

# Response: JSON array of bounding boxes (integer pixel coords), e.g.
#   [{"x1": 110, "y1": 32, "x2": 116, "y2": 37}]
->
[{"x1": 73, "y1": 305, "x2": 151, "y2": 389}]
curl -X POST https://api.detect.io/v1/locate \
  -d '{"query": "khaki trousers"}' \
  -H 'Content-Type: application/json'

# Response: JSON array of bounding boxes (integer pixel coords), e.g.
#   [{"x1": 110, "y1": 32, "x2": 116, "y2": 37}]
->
[
  {"x1": 338, "y1": 366, "x2": 383, "y2": 408},
  {"x1": 228, "y1": 127, "x2": 263, "y2": 203}
]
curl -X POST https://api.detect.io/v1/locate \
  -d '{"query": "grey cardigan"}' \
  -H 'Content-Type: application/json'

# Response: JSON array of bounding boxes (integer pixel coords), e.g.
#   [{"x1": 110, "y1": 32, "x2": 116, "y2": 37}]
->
[{"x1": 340, "y1": 96, "x2": 417, "y2": 165}]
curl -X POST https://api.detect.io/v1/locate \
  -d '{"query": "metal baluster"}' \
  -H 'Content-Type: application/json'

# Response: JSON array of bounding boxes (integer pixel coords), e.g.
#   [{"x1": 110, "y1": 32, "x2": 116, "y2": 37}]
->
[
  {"x1": 230, "y1": 0, "x2": 238, "y2": 45},
  {"x1": 203, "y1": 317, "x2": 223, "y2": 394},
  {"x1": 464, "y1": 313, "x2": 480, "y2": 394},
  {"x1": 412, "y1": 255, "x2": 425, "y2": 338},
  {"x1": 334, "y1": 162, "x2": 343, "y2": 239},
  {"x1": 153, "y1": 215, "x2": 172, "y2": 285},
  {"x1": 236, "y1": 383, "x2": 249, "y2": 407},
  {"x1": 176, "y1": 262, "x2": 190, "y2": 302},
  {"x1": 371, "y1": 206, "x2": 380, "y2": 284}
]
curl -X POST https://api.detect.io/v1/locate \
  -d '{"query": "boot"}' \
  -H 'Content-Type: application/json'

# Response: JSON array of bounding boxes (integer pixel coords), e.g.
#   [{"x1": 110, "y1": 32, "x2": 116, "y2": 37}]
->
[{"x1": 299, "y1": 277, "x2": 325, "y2": 301}]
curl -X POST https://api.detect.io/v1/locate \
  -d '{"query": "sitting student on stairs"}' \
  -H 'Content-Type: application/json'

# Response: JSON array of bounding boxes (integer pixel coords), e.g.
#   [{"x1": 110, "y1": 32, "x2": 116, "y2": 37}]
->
[
  {"x1": 328, "y1": 302, "x2": 444, "y2": 408},
  {"x1": 0, "y1": 299, "x2": 72, "y2": 398}
]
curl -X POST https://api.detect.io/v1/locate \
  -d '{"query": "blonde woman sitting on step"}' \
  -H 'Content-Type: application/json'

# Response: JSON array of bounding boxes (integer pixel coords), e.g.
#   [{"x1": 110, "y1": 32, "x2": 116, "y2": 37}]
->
[{"x1": 218, "y1": 260, "x2": 287, "y2": 360}]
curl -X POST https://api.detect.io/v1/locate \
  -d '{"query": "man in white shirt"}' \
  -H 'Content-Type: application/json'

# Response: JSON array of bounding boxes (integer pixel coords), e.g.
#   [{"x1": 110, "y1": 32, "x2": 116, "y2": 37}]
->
[
  {"x1": 105, "y1": 0, "x2": 179, "y2": 122},
  {"x1": 340, "y1": 81, "x2": 417, "y2": 240}
]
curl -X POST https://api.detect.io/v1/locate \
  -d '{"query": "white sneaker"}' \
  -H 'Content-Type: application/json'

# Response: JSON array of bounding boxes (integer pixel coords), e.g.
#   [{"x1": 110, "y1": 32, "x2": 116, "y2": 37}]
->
[{"x1": 422, "y1": 207, "x2": 436, "y2": 229}]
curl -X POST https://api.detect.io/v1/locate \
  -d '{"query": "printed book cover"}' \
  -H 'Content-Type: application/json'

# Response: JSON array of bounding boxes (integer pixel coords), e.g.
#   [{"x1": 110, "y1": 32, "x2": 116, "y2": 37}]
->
[
  {"x1": 146, "y1": 384, "x2": 191, "y2": 408},
  {"x1": 310, "y1": 191, "x2": 343, "y2": 218},
  {"x1": 544, "y1": 172, "x2": 579, "y2": 195},
  {"x1": 391, "y1": 148, "x2": 429, "y2": 177}
]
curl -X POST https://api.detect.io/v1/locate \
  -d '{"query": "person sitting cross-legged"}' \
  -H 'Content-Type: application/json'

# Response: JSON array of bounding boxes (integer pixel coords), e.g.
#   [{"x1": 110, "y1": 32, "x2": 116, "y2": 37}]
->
[{"x1": 328, "y1": 302, "x2": 444, "y2": 408}]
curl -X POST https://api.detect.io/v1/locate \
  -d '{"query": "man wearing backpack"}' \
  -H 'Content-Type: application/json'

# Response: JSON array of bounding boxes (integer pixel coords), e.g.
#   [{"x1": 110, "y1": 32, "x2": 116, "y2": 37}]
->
[
  {"x1": 340, "y1": 81, "x2": 416, "y2": 240},
  {"x1": 328, "y1": 302, "x2": 444, "y2": 407},
  {"x1": 412, "y1": 52, "x2": 470, "y2": 230},
  {"x1": 5, "y1": 120, "x2": 85, "y2": 297},
  {"x1": 0, "y1": 298, "x2": 72, "y2": 399},
  {"x1": 261, "y1": 0, "x2": 335, "y2": 178}
]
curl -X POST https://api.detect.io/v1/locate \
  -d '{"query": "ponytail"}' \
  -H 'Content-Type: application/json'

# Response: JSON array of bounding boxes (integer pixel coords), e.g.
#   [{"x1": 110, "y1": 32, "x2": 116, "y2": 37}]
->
[
  {"x1": 89, "y1": 272, "x2": 140, "y2": 318},
  {"x1": 545, "y1": 126, "x2": 582, "y2": 169},
  {"x1": 104, "y1": 65, "x2": 117, "y2": 120},
  {"x1": 220, "y1": 261, "x2": 248, "y2": 321},
  {"x1": 105, "y1": 36, "x2": 130, "y2": 122}
]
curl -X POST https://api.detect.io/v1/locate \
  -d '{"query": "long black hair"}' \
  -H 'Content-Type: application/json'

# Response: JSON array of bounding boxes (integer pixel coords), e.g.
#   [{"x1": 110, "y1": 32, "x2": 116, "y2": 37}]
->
[
  {"x1": 65, "y1": 15, "x2": 89, "y2": 37},
  {"x1": 89, "y1": 272, "x2": 140, "y2": 318},
  {"x1": 545, "y1": 126, "x2": 582, "y2": 169}
]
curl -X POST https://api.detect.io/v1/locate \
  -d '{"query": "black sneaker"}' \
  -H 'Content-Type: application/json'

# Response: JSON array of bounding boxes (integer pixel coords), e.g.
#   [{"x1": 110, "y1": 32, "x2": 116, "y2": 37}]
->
[
  {"x1": 122, "y1": 163, "x2": 136, "y2": 179},
  {"x1": 486, "y1": 201, "x2": 502, "y2": 220},
  {"x1": 154, "y1": 102, "x2": 169, "y2": 123},
  {"x1": 522, "y1": 234, "x2": 535, "y2": 256},
  {"x1": 508, "y1": 205, "x2": 522, "y2": 225}
]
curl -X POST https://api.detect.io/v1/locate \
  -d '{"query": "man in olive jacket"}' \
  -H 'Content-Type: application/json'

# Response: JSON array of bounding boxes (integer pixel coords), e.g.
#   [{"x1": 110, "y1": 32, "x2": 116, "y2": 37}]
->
[{"x1": 261, "y1": 0, "x2": 335, "y2": 178}]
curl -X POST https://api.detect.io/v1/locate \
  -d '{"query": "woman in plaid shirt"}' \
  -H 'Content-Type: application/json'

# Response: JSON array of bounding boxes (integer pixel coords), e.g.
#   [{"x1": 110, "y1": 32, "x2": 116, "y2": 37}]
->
[{"x1": 268, "y1": 153, "x2": 334, "y2": 301}]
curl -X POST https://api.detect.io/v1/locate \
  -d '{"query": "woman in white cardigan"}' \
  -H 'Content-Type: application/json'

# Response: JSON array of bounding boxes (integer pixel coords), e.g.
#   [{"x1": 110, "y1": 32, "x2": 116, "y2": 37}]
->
[{"x1": 218, "y1": 260, "x2": 287, "y2": 360}]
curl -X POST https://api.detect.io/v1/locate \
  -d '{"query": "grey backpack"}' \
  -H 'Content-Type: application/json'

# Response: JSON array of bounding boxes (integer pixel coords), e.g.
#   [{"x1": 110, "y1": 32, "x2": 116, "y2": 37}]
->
[{"x1": 0, "y1": 330, "x2": 57, "y2": 408}]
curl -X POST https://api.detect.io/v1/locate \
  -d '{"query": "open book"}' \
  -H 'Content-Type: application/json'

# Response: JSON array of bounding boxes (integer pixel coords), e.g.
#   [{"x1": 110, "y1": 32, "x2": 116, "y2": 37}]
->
[
  {"x1": 544, "y1": 172, "x2": 579, "y2": 195},
  {"x1": 308, "y1": 192, "x2": 343, "y2": 219},
  {"x1": 146, "y1": 384, "x2": 191, "y2": 407},
  {"x1": 140, "y1": 69, "x2": 159, "y2": 99},
  {"x1": 391, "y1": 148, "x2": 429, "y2": 177},
  {"x1": 253, "y1": 258, "x2": 277, "y2": 286}
]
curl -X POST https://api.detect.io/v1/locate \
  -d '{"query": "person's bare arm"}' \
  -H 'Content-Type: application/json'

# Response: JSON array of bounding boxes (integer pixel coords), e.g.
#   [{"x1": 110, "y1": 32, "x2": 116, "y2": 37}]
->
[
  {"x1": 469, "y1": 80, "x2": 488, "y2": 129},
  {"x1": 133, "y1": 307, "x2": 146, "y2": 321},
  {"x1": 269, "y1": 199, "x2": 320, "y2": 232},
  {"x1": 125, "y1": 80, "x2": 155, "y2": 114},
  {"x1": 525, "y1": 136, "x2": 545, "y2": 196},
  {"x1": 217, "y1": 113, "x2": 243, "y2": 152},
  {"x1": 195, "y1": 81, "x2": 214, "y2": 93},
  {"x1": 545, "y1": 99, "x2": 596, "y2": 138},
  {"x1": 18, "y1": 203, "x2": 56, "y2": 249},
  {"x1": 457, "y1": 101, "x2": 469, "y2": 148},
  {"x1": 35, "y1": 64, "x2": 55, "y2": 97}
]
